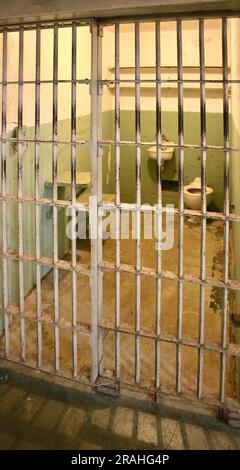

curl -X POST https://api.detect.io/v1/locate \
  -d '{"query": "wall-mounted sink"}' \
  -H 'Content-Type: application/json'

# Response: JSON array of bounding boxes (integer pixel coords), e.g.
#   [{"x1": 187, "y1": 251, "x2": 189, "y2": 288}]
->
[{"x1": 147, "y1": 142, "x2": 175, "y2": 169}]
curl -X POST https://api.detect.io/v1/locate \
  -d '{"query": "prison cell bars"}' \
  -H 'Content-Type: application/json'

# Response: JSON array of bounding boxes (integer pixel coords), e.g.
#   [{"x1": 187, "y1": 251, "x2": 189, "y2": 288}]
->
[
  {"x1": 0, "y1": 18, "x2": 239, "y2": 413},
  {"x1": 197, "y1": 18, "x2": 207, "y2": 400},
  {"x1": 52, "y1": 24, "x2": 60, "y2": 373},
  {"x1": 35, "y1": 26, "x2": 42, "y2": 368},
  {"x1": 97, "y1": 17, "x2": 240, "y2": 410},
  {"x1": 0, "y1": 22, "x2": 93, "y2": 379}
]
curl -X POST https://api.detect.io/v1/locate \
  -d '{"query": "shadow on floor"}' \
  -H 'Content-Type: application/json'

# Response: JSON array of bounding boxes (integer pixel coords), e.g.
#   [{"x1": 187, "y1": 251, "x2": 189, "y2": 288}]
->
[{"x1": 0, "y1": 366, "x2": 240, "y2": 450}]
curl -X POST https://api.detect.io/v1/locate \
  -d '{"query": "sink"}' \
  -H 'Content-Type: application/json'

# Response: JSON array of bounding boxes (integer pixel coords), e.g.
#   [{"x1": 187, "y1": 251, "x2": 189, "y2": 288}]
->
[{"x1": 147, "y1": 142, "x2": 175, "y2": 168}]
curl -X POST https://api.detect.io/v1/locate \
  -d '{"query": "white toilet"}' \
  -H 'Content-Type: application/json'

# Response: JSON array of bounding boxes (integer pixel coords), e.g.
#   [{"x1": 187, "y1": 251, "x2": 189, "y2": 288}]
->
[{"x1": 184, "y1": 177, "x2": 213, "y2": 210}]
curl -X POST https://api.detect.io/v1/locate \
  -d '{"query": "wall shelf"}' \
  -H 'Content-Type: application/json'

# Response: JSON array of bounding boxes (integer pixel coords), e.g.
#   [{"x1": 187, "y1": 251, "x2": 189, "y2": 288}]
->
[{"x1": 107, "y1": 66, "x2": 231, "y2": 92}]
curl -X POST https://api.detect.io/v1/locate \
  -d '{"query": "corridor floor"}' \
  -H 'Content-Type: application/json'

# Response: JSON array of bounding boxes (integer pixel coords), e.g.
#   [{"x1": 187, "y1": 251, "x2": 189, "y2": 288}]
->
[{"x1": 0, "y1": 366, "x2": 240, "y2": 450}]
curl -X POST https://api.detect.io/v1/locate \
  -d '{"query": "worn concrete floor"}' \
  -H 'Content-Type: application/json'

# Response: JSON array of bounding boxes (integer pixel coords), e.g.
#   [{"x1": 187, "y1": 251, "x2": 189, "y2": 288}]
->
[
  {"x1": 0, "y1": 367, "x2": 240, "y2": 450},
  {"x1": 0, "y1": 215, "x2": 238, "y2": 405}
]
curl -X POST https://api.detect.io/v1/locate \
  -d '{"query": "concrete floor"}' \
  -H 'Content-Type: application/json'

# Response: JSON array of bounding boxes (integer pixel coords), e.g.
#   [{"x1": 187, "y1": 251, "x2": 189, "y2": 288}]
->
[
  {"x1": 0, "y1": 215, "x2": 238, "y2": 405},
  {"x1": 0, "y1": 366, "x2": 240, "y2": 450}
]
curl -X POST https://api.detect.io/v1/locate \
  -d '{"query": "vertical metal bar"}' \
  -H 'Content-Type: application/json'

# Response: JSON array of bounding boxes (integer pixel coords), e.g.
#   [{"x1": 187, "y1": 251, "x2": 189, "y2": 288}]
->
[
  {"x1": 35, "y1": 26, "x2": 42, "y2": 368},
  {"x1": 52, "y1": 24, "x2": 60, "y2": 373},
  {"x1": 90, "y1": 20, "x2": 100, "y2": 383},
  {"x1": 115, "y1": 23, "x2": 121, "y2": 382},
  {"x1": 71, "y1": 22, "x2": 78, "y2": 379},
  {"x1": 176, "y1": 20, "x2": 184, "y2": 394},
  {"x1": 135, "y1": 22, "x2": 141, "y2": 384},
  {"x1": 220, "y1": 17, "x2": 229, "y2": 404},
  {"x1": 155, "y1": 20, "x2": 162, "y2": 399},
  {"x1": 18, "y1": 27, "x2": 25, "y2": 362},
  {"x1": 197, "y1": 19, "x2": 207, "y2": 399},
  {"x1": 1, "y1": 30, "x2": 9, "y2": 356}
]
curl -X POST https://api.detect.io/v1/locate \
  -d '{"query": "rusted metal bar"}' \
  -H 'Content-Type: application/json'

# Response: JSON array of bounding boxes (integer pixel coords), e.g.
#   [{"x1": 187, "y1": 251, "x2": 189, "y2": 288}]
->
[
  {"x1": 0, "y1": 136, "x2": 90, "y2": 145},
  {"x1": 90, "y1": 20, "x2": 101, "y2": 384},
  {"x1": 135, "y1": 22, "x2": 141, "y2": 385},
  {"x1": 71, "y1": 22, "x2": 78, "y2": 379},
  {"x1": 197, "y1": 18, "x2": 207, "y2": 400},
  {"x1": 52, "y1": 24, "x2": 60, "y2": 373},
  {"x1": 176, "y1": 20, "x2": 184, "y2": 395},
  {"x1": 0, "y1": 250, "x2": 90, "y2": 275},
  {"x1": 220, "y1": 18, "x2": 230, "y2": 404},
  {"x1": 115, "y1": 22, "x2": 121, "y2": 382},
  {"x1": 99, "y1": 318, "x2": 240, "y2": 357},
  {"x1": 2, "y1": 194, "x2": 240, "y2": 222},
  {"x1": 1, "y1": 29, "x2": 9, "y2": 356},
  {"x1": 35, "y1": 25, "x2": 42, "y2": 369},
  {"x1": 18, "y1": 27, "x2": 25, "y2": 362},
  {"x1": 100, "y1": 140, "x2": 240, "y2": 153},
  {"x1": 155, "y1": 20, "x2": 162, "y2": 398},
  {"x1": 100, "y1": 259, "x2": 240, "y2": 297}
]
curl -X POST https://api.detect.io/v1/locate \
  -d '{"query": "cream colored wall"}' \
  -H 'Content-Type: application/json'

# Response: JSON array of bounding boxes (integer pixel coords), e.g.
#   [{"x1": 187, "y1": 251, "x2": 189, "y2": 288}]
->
[
  {"x1": 0, "y1": 26, "x2": 94, "y2": 132},
  {"x1": 102, "y1": 19, "x2": 229, "y2": 113},
  {"x1": 0, "y1": 20, "x2": 232, "y2": 128}
]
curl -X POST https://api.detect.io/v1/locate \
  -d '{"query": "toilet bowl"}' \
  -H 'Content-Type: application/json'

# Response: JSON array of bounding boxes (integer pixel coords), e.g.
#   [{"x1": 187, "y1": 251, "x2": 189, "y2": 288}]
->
[{"x1": 184, "y1": 177, "x2": 213, "y2": 210}]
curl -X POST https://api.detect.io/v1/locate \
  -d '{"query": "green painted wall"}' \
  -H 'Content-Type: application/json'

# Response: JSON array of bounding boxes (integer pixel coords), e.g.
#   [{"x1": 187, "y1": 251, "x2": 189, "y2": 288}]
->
[{"x1": 103, "y1": 110, "x2": 225, "y2": 209}]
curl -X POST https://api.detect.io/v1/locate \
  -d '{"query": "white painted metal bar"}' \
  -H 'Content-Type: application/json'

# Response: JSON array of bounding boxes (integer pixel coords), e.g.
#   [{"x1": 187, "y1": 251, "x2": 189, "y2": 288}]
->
[
  {"x1": 100, "y1": 139, "x2": 240, "y2": 153},
  {"x1": 35, "y1": 26, "x2": 42, "y2": 368},
  {"x1": 135, "y1": 22, "x2": 141, "y2": 385},
  {"x1": 197, "y1": 19, "x2": 207, "y2": 399},
  {"x1": 2, "y1": 77, "x2": 240, "y2": 86},
  {"x1": 115, "y1": 23, "x2": 121, "y2": 382},
  {"x1": 90, "y1": 20, "x2": 100, "y2": 383},
  {"x1": 176, "y1": 20, "x2": 184, "y2": 394},
  {"x1": 1, "y1": 192, "x2": 240, "y2": 222},
  {"x1": 18, "y1": 27, "x2": 25, "y2": 362},
  {"x1": 1, "y1": 135, "x2": 240, "y2": 153},
  {"x1": 155, "y1": 20, "x2": 162, "y2": 398},
  {"x1": 71, "y1": 22, "x2": 78, "y2": 379},
  {"x1": 97, "y1": 25, "x2": 103, "y2": 378},
  {"x1": 52, "y1": 24, "x2": 60, "y2": 373},
  {"x1": 1, "y1": 29, "x2": 9, "y2": 356},
  {"x1": 220, "y1": 17, "x2": 230, "y2": 404}
]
